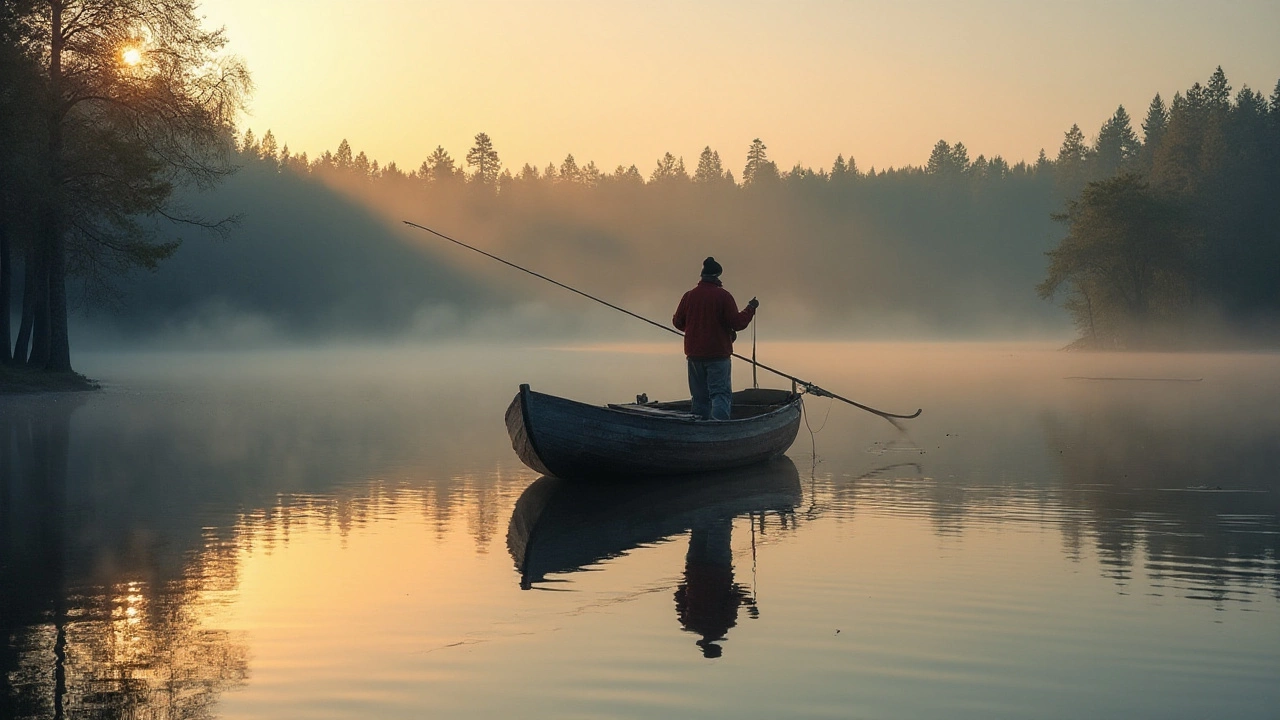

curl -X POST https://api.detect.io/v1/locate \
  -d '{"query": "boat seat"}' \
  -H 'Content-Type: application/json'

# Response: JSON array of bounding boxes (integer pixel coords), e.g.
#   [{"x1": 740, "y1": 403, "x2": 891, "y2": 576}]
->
[{"x1": 607, "y1": 403, "x2": 700, "y2": 420}]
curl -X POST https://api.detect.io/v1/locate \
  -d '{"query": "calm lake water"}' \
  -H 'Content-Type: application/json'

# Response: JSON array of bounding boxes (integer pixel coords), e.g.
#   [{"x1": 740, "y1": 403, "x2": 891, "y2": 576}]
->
[{"x1": 3, "y1": 342, "x2": 1278, "y2": 719}]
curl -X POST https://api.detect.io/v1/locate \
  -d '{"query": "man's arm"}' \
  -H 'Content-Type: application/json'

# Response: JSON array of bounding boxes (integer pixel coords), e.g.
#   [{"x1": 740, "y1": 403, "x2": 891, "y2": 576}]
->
[
  {"x1": 723, "y1": 292, "x2": 756, "y2": 332},
  {"x1": 673, "y1": 292, "x2": 689, "y2": 331}
]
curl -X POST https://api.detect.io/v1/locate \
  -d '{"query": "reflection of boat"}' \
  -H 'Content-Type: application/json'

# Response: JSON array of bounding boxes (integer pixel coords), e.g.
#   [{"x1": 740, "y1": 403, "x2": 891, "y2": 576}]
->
[
  {"x1": 506, "y1": 457, "x2": 802, "y2": 589},
  {"x1": 505, "y1": 385, "x2": 802, "y2": 480}
]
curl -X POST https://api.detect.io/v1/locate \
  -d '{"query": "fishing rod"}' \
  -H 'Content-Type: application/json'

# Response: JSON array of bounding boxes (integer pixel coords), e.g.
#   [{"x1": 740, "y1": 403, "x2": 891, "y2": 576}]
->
[{"x1": 403, "y1": 220, "x2": 922, "y2": 421}]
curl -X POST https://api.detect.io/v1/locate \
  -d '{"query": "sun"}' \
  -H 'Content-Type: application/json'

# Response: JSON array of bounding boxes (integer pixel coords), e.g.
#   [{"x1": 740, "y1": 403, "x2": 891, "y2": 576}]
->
[{"x1": 122, "y1": 47, "x2": 142, "y2": 66}]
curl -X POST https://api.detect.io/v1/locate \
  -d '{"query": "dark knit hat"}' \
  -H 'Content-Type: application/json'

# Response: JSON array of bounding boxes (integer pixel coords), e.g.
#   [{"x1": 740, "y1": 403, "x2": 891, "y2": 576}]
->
[{"x1": 702, "y1": 256, "x2": 722, "y2": 277}]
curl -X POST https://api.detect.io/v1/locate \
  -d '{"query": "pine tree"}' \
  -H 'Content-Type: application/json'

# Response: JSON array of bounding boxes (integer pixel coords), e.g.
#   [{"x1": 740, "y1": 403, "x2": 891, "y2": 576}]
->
[
  {"x1": 926, "y1": 140, "x2": 953, "y2": 175},
  {"x1": 743, "y1": 138, "x2": 769, "y2": 186},
  {"x1": 830, "y1": 154, "x2": 847, "y2": 180},
  {"x1": 1094, "y1": 105, "x2": 1140, "y2": 177},
  {"x1": 1152, "y1": 91, "x2": 1205, "y2": 194},
  {"x1": 693, "y1": 146, "x2": 724, "y2": 184},
  {"x1": 259, "y1": 130, "x2": 278, "y2": 167},
  {"x1": 971, "y1": 155, "x2": 989, "y2": 180},
  {"x1": 1206, "y1": 66, "x2": 1231, "y2": 110},
  {"x1": 650, "y1": 152, "x2": 687, "y2": 182},
  {"x1": 1230, "y1": 86, "x2": 1269, "y2": 138},
  {"x1": 1269, "y1": 79, "x2": 1280, "y2": 147},
  {"x1": 951, "y1": 143, "x2": 971, "y2": 174},
  {"x1": 1138, "y1": 94, "x2": 1169, "y2": 170},
  {"x1": 465, "y1": 132, "x2": 501, "y2": 186},
  {"x1": 1057, "y1": 125, "x2": 1088, "y2": 165},
  {"x1": 1055, "y1": 124, "x2": 1091, "y2": 197},
  {"x1": 424, "y1": 146, "x2": 457, "y2": 184},
  {"x1": 989, "y1": 156, "x2": 1010, "y2": 179},
  {"x1": 335, "y1": 139, "x2": 353, "y2": 170},
  {"x1": 784, "y1": 162, "x2": 818, "y2": 184},
  {"x1": 240, "y1": 128, "x2": 258, "y2": 158},
  {"x1": 382, "y1": 161, "x2": 405, "y2": 181},
  {"x1": 1141, "y1": 95, "x2": 1168, "y2": 147},
  {"x1": 560, "y1": 154, "x2": 581, "y2": 184}
]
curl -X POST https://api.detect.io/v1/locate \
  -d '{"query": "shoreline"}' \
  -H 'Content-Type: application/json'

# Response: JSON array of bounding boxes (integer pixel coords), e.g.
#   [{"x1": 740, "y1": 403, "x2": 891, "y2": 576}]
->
[{"x1": 0, "y1": 364, "x2": 100, "y2": 395}]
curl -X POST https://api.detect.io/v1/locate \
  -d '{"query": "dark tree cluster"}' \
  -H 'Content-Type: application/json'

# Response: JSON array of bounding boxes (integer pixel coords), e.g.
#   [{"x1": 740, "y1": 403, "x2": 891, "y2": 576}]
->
[
  {"x1": 229, "y1": 68, "x2": 1276, "y2": 349},
  {"x1": 0, "y1": 0, "x2": 248, "y2": 378},
  {"x1": 1040, "y1": 68, "x2": 1280, "y2": 348}
]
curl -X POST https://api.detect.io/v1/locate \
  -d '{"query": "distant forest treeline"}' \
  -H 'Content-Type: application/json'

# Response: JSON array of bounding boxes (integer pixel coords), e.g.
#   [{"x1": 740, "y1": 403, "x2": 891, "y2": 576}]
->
[
  {"x1": 110, "y1": 133, "x2": 1063, "y2": 342},
  {"x1": 190, "y1": 64, "x2": 1277, "y2": 347},
  {"x1": 6, "y1": 55, "x2": 1280, "y2": 356}
]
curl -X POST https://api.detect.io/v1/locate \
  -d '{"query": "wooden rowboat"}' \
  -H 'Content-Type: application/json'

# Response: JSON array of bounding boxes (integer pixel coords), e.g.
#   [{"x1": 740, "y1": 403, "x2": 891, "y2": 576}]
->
[{"x1": 505, "y1": 384, "x2": 802, "y2": 480}]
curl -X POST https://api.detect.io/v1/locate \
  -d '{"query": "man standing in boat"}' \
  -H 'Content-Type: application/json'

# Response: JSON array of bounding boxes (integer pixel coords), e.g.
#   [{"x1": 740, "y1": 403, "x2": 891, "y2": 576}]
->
[{"x1": 672, "y1": 257, "x2": 758, "y2": 420}]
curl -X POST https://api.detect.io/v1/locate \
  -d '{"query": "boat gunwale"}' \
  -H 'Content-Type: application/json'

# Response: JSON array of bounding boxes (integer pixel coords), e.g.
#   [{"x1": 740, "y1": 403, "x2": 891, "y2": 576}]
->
[{"x1": 531, "y1": 387, "x2": 803, "y2": 427}]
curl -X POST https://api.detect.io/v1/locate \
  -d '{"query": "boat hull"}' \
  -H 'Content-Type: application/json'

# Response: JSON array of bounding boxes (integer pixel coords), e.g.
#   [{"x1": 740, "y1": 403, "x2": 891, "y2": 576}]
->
[{"x1": 505, "y1": 385, "x2": 802, "y2": 480}]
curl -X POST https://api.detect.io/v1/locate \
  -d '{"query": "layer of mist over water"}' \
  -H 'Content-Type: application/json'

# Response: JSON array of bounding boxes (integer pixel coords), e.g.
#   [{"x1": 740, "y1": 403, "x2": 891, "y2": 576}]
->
[
  {"x1": 3, "y1": 343, "x2": 1278, "y2": 719},
  {"x1": 61, "y1": 156, "x2": 1082, "y2": 350}
]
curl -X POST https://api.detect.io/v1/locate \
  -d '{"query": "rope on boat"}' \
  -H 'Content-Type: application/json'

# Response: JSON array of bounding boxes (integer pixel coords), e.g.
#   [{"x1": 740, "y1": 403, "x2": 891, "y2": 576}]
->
[
  {"x1": 752, "y1": 315, "x2": 758, "y2": 389},
  {"x1": 800, "y1": 394, "x2": 834, "y2": 463}
]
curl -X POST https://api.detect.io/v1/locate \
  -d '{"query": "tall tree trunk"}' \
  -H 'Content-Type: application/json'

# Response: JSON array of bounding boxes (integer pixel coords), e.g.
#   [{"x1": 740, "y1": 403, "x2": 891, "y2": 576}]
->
[
  {"x1": 13, "y1": 244, "x2": 43, "y2": 364},
  {"x1": 43, "y1": 210, "x2": 69, "y2": 372},
  {"x1": 0, "y1": 202, "x2": 11, "y2": 364},
  {"x1": 28, "y1": 258, "x2": 50, "y2": 368},
  {"x1": 44, "y1": 0, "x2": 72, "y2": 373}
]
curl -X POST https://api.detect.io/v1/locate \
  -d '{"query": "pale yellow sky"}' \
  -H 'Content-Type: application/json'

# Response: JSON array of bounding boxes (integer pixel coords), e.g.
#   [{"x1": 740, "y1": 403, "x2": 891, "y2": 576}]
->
[{"x1": 202, "y1": 0, "x2": 1280, "y2": 174}]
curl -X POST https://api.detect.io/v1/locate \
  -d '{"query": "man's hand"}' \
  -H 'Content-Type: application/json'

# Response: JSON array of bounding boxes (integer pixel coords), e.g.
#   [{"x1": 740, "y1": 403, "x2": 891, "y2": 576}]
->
[{"x1": 748, "y1": 297, "x2": 760, "y2": 309}]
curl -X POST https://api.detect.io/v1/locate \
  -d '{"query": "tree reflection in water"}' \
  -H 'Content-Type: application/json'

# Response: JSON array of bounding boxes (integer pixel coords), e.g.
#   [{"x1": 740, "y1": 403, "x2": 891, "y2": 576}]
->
[
  {"x1": 813, "y1": 383, "x2": 1280, "y2": 607},
  {"x1": 507, "y1": 458, "x2": 802, "y2": 658},
  {"x1": 1, "y1": 398, "x2": 247, "y2": 720},
  {"x1": 1042, "y1": 395, "x2": 1280, "y2": 604}
]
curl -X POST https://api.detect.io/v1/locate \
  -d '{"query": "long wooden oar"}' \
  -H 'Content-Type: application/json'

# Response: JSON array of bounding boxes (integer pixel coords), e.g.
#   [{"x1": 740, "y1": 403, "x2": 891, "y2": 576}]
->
[{"x1": 403, "y1": 220, "x2": 922, "y2": 421}]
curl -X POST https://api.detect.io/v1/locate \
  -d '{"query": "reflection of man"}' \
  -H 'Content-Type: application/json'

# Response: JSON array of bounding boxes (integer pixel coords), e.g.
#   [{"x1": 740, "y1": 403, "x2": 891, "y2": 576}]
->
[
  {"x1": 673, "y1": 519, "x2": 756, "y2": 658},
  {"x1": 672, "y1": 257, "x2": 758, "y2": 420}
]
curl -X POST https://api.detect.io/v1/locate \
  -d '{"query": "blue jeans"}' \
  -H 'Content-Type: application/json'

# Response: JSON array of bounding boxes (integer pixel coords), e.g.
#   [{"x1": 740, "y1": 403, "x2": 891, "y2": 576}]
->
[{"x1": 688, "y1": 358, "x2": 732, "y2": 420}]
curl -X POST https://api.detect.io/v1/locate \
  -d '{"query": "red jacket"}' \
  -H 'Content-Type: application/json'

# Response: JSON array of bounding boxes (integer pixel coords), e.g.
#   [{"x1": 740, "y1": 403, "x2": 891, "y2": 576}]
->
[{"x1": 672, "y1": 280, "x2": 755, "y2": 359}]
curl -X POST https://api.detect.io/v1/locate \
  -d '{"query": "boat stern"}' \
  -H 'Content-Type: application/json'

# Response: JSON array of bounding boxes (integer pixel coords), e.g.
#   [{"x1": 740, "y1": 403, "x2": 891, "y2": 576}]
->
[{"x1": 505, "y1": 384, "x2": 554, "y2": 476}]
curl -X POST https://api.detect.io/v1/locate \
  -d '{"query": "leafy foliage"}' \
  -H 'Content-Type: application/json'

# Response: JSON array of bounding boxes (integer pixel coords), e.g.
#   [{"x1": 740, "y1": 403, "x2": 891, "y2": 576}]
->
[
  {"x1": 1039, "y1": 175, "x2": 1196, "y2": 348},
  {"x1": 1, "y1": 0, "x2": 250, "y2": 371},
  {"x1": 1042, "y1": 66, "x2": 1280, "y2": 347}
]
